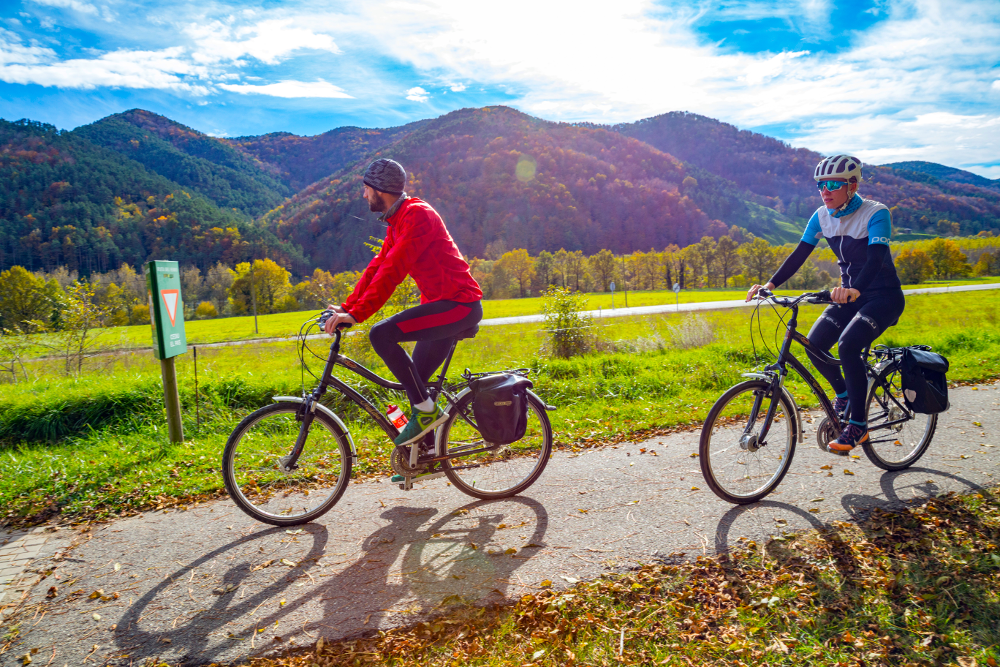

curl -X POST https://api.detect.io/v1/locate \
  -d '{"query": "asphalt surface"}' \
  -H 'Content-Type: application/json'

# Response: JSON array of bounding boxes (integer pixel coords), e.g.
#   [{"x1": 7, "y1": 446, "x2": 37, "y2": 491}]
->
[{"x1": 1, "y1": 382, "x2": 997, "y2": 666}]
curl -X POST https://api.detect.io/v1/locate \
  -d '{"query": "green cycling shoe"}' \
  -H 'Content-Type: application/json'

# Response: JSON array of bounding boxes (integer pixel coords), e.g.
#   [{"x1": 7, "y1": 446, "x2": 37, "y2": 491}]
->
[{"x1": 393, "y1": 403, "x2": 448, "y2": 446}]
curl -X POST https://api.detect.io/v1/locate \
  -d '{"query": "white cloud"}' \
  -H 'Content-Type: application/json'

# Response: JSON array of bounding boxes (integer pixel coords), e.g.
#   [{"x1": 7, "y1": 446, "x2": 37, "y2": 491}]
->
[
  {"x1": 0, "y1": 31, "x2": 209, "y2": 92},
  {"x1": 406, "y1": 86, "x2": 429, "y2": 102},
  {"x1": 186, "y1": 18, "x2": 340, "y2": 66},
  {"x1": 993, "y1": 79, "x2": 1000, "y2": 90},
  {"x1": 28, "y1": 0, "x2": 98, "y2": 15},
  {"x1": 219, "y1": 79, "x2": 353, "y2": 98},
  {"x1": 449, "y1": 82, "x2": 466, "y2": 92}
]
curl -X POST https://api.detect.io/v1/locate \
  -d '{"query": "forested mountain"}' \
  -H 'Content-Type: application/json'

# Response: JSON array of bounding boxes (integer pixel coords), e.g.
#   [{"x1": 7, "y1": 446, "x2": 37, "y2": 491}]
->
[
  {"x1": 0, "y1": 119, "x2": 306, "y2": 274},
  {"x1": 2, "y1": 105, "x2": 998, "y2": 279},
  {"x1": 258, "y1": 106, "x2": 806, "y2": 272},
  {"x1": 229, "y1": 121, "x2": 428, "y2": 191},
  {"x1": 883, "y1": 161, "x2": 1000, "y2": 192},
  {"x1": 614, "y1": 112, "x2": 1000, "y2": 234},
  {"x1": 73, "y1": 110, "x2": 291, "y2": 216}
]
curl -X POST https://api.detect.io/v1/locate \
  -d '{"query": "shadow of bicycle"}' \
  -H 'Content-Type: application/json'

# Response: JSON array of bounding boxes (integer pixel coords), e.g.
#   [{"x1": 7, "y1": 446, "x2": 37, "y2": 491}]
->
[{"x1": 114, "y1": 495, "x2": 547, "y2": 665}]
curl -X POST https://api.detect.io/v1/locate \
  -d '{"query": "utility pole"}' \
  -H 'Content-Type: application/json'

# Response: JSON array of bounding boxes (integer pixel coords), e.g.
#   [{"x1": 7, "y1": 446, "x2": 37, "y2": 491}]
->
[
  {"x1": 250, "y1": 254, "x2": 259, "y2": 334},
  {"x1": 621, "y1": 255, "x2": 628, "y2": 308}
]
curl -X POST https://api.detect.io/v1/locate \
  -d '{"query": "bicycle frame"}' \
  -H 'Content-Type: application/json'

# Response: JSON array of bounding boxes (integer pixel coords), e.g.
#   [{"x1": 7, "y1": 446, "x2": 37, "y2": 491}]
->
[
  {"x1": 280, "y1": 326, "x2": 486, "y2": 477},
  {"x1": 754, "y1": 299, "x2": 842, "y2": 444}
]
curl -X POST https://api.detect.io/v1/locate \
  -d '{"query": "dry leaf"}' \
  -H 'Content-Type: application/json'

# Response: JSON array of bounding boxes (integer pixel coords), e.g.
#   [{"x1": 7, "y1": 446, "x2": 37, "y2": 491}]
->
[
  {"x1": 811, "y1": 498, "x2": 824, "y2": 502},
  {"x1": 113, "y1": 563, "x2": 121, "y2": 572},
  {"x1": 560, "y1": 575, "x2": 580, "y2": 583},
  {"x1": 92, "y1": 613, "x2": 101, "y2": 621},
  {"x1": 689, "y1": 453, "x2": 698, "y2": 458},
  {"x1": 844, "y1": 469, "x2": 855, "y2": 476},
  {"x1": 88, "y1": 589, "x2": 104, "y2": 600},
  {"x1": 540, "y1": 579, "x2": 552, "y2": 588},
  {"x1": 280, "y1": 558, "x2": 297, "y2": 567},
  {"x1": 820, "y1": 465, "x2": 832, "y2": 470},
  {"x1": 279, "y1": 598, "x2": 286, "y2": 606},
  {"x1": 504, "y1": 548, "x2": 517, "y2": 555},
  {"x1": 691, "y1": 486, "x2": 700, "y2": 491}
]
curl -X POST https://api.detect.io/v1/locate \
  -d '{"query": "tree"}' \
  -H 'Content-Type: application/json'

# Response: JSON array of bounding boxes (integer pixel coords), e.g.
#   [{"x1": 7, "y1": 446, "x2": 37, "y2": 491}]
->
[
  {"x1": 293, "y1": 269, "x2": 360, "y2": 310},
  {"x1": 714, "y1": 236, "x2": 741, "y2": 287},
  {"x1": 181, "y1": 266, "x2": 204, "y2": 304},
  {"x1": 565, "y1": 250, "x2": 587, "y2": 291},
  {"x1": 659, "y1": 245, "x2": 680, "y2": 288},
  {"x1": 553, "y1": 249, "x2": 570, "y2": 288},
  {"x1": 739, "y1": 238, "x2": 781, "y2": 284},
  {"x1": 52, "y1": 281, "x2": 109, "y2": 375},
  {"x1": 496, "y1": 249, "x2": 536, "y2": 297},
  {"x1": 896, "y1": 248, "x2": 934, "y2": 284},
  {"x1": 588, "y1": 249, "x2": 617, "y2": 291},
  {"x1": 678, "y1": 245, "x2": 704, "y2": 288},
  {"x1": 0, "y1": 266, "x2": 57, "y2": 330},
  {"x1": 973, "y1": 251, "x2": 999, "y2": 276},
  {"x1": 205, "y1": 262, "x2": 236, "y2": 314},
  {"x1": 228, "y1": 258, "x2": 293, "y2": 315},
  {"x1": 534, "y1": 251, "x2": 555, "y2": 292},
  {"x1": 926, "y1": 239, "x2": 971, "y2": 279},
  {"x1": 195, "y1": 301, "x2": 218, "y2": 318},
  {"x1": 693, "y1": 237, "x2": 718, "y2": 287}
]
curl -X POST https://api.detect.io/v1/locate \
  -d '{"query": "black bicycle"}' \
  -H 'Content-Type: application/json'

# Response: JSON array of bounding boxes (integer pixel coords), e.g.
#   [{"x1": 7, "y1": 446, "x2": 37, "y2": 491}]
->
[
  {"x1": 699, "y1": 289, "x2": 937, "y2": 504},
  {"x1": 221, "y1": 313, "x2": 554, "y2": 526}
]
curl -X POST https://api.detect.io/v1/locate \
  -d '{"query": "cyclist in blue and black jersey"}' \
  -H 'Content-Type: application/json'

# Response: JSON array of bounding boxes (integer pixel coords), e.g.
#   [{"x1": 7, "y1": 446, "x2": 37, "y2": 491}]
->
[{"x1": 746, "y1": 155, "x2": 905, "y2": 453}]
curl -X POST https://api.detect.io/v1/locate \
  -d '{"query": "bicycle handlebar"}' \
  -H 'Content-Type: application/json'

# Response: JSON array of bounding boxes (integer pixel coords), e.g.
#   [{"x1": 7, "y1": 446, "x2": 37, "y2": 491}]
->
[
  {"x1": 316, "y1": 309, "x2": 353, "y2": 331},
  {"x1": 755, "y1": 288, "x2": 833, "y2": 307}
]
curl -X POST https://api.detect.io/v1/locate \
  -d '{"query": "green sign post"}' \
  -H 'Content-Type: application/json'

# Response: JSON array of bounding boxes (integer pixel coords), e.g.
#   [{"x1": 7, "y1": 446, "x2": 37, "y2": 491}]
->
[{"x1": 147, "y1": 260, "x2": 186, "y2": 443}]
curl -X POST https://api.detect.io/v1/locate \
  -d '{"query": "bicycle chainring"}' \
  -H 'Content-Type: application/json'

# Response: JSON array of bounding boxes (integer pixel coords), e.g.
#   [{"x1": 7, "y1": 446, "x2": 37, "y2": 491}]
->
[
  {"x1": 816, "y1": 417, "x2": 847, "y2": 456},
  {"x1": 391, "y1": 439, "x2": 435, "y2": 477}
]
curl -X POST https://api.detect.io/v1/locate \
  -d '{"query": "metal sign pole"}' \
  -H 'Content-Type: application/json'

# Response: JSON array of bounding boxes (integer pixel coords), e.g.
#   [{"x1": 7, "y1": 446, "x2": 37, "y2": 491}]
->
[{"x1": 147, "y1": 260, "x2": 187, "y2": 443}]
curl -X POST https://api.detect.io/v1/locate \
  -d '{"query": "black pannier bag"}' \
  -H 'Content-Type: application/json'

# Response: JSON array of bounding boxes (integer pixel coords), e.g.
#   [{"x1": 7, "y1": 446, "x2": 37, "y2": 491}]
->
[
  {"x1": 471, "y1": 374, "x2": 534, "y2": 444},
  {"x1": 900, "y1": 347, "x2": 950, "y2": 414}
]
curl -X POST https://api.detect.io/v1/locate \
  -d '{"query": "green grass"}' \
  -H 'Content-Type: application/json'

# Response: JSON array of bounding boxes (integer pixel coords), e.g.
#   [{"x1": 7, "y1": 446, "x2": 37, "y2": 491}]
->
[
  {"x1": 1, "y1": 290, "x2": 999, "y2": 526},
  {"x1": 249, "y1": 486, "x2": 1000, "y2": 667}
]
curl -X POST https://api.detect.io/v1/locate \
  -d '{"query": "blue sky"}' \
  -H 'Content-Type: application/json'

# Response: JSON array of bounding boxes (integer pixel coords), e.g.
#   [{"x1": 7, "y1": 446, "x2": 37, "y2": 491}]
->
[{"x1": 1, "y1": 0, "x2": 998, "y2": 177}]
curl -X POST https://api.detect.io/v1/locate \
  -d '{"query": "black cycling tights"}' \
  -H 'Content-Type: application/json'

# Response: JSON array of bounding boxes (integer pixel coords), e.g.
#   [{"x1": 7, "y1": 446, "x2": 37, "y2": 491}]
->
[
  {"x1": 805, "y1": 289, "x2": 905, "y2": 424},
  {"x1": 369, "y1": 300, "x2": 483, "y2": 406}
]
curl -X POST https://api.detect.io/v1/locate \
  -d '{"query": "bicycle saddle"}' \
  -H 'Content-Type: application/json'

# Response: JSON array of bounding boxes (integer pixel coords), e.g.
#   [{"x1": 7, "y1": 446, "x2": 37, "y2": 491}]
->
[{"x1": 454, "y1": 325, "x2": 479, "y2": 341}]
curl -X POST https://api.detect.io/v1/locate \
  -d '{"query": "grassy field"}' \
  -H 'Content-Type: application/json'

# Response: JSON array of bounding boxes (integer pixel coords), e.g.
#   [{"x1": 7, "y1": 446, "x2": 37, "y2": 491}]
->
[
  {"x1": 0, "y1": 290, "x2": 998, "y2": 526},
  {"x1": 242, "y1": 485, "x2": 1000, "y2": 666},
  {"x1": 28, "y1": 276, "x2": 1000, "y2": 354}
]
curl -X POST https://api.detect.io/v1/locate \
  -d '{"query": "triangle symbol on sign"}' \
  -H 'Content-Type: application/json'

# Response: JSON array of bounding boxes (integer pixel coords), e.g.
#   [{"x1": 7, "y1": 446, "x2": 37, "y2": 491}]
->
[{"x1": 161, "y1": 290, "x2": 179, "y2": 327}]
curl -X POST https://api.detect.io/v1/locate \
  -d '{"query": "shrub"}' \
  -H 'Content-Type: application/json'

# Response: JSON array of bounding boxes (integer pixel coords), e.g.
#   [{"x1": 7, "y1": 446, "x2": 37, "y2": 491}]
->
[
  {"x1": 195, "y1": 301, "x2": 218, "y2": 319},
  {"x1": 541, "y1": 287, "x2": 590, "y2": 358},
  {"x1": 896, "y1": 248, "x2": 934, "y2": 284},
  {"x1": 667, "y1": 315, "x2": 716, "y2": 349},
  {"x1": 130, "y1": 304, "x2": 150, "y2": 325}
]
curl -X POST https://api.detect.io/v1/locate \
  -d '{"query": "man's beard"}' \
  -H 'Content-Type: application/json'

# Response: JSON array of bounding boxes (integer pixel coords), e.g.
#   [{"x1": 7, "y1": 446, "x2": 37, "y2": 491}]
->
[{"x1": 367, "y1": 193, "x2": 386, "y2": 212}]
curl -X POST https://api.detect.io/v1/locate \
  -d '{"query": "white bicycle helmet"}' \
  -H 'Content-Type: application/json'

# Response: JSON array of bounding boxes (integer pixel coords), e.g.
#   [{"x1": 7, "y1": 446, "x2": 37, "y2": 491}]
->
[{"x1": 814, "y1": 155, "x2": 862, "y2": 182}]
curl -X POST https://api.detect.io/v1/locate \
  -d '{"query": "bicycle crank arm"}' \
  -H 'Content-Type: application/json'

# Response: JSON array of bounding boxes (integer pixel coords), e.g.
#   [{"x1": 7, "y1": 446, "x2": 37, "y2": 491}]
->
[{"x1": 398, "y1": 470, "x2": 447, "y2": 490}]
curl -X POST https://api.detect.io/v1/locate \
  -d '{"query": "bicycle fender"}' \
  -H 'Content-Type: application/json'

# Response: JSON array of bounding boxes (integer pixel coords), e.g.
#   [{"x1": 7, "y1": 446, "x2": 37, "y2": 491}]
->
[
  {"x1": 738, "y1": 374, "x2": 804, "y2": 444},
  {"x1": 272, "y1": 396, "x2": 358, "y2": 460}
]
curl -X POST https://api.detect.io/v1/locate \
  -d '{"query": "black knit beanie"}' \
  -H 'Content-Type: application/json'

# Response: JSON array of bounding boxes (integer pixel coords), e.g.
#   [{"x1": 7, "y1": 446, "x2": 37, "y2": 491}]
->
[{"x1": 363, "y1": 159, "x2": 406, "y2": 195}]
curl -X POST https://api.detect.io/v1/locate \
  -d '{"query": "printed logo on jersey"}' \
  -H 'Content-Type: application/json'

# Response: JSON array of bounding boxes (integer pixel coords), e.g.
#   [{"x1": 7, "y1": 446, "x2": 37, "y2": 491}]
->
[{"x1": 871, "y1": 236, "x2": 891, "y2": 244}]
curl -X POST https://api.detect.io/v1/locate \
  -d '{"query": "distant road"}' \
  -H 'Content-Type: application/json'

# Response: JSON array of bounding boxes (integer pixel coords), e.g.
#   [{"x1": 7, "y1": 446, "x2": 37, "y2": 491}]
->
[{"x1": 478, "y1": 281, "x2": 1000, "y2": 326}]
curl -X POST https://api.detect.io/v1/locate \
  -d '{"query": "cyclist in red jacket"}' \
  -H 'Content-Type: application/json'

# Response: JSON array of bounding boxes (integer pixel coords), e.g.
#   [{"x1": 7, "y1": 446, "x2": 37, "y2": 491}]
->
[{"x1": 323, "y1": 159, "x2": 483, "y2": 446}]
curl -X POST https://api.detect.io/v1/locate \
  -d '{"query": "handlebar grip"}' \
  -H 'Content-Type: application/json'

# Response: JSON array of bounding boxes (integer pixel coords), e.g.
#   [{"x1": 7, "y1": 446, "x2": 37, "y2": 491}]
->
[{"x1": 336, "y1": 323, "x2": 353, "y2": 330}]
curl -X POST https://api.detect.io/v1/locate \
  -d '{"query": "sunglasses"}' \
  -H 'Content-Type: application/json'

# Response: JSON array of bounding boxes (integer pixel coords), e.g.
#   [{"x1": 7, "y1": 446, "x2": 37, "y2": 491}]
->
[{"x1": 816, "y1": 180, "x2": 850, "y2": 192}]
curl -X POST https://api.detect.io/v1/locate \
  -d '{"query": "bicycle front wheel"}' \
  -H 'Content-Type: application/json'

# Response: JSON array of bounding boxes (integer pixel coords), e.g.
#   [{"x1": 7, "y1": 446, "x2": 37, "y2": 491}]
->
[
  {"x1": 441, "y1": 391, "x2": 552, "y2": 499},
  {"x1": 861, "y1": 368, "x2": 937, "y2": 470},
  {"x1": 700, "y1": 380, "x2": 797, "y2": 504},
  {"x1": 222, "y1": 401, "x2": 353, "y2": 526}
]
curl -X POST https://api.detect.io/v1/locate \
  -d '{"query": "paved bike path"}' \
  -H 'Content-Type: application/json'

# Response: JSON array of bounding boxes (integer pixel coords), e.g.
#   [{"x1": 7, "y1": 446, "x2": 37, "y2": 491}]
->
[{"x1": 1, "y1": 382, "x2": 997, "y2": 666}]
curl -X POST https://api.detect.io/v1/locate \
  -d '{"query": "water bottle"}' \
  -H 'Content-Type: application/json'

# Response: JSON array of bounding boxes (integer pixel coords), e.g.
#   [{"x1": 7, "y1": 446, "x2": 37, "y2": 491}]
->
[{"x1": 386, "y1": 404, "x2": 408, "y2": 429}]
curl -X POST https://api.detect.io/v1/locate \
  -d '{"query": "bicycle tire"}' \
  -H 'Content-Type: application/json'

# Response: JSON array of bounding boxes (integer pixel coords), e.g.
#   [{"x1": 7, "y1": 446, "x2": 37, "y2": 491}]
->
[
  {"x1": 699, "y1": 380, "x2": 797, "y2": 504},
  {"x1": 222, "y1": 401, "x2": 353, "y2": 526},
  {"x1": 441, "y1": 390, "x2": 552, "y2": 499},
  {"x1": 860, "y1": 368, "x2": 937, "y2": 471}
]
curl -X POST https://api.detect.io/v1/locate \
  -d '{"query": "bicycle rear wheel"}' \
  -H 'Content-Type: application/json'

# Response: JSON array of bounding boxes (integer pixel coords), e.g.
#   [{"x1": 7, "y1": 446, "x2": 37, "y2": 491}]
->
[
  {"x1": 441, "y1": 391, "x2": 552, "y2": 499},
  {"x1": 222, "y1": 401, "x2": 353, "y2": 526},
  {"x1": 861, "y1": 368, "x2": 937, "y2": 470},
  {"x1": 700, "y1": 380, "x2": 797, "y2": 504}
]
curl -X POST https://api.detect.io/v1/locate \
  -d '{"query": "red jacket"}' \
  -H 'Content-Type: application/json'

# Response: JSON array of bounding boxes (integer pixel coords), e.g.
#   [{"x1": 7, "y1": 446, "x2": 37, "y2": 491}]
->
[{"x1": 342, "y1": 197, "x2": 482, "y2": 323}]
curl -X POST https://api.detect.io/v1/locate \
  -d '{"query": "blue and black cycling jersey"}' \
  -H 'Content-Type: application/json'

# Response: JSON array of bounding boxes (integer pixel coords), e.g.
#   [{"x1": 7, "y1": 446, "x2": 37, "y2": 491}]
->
[{"x1": 770, "y1": 194, "x2": 902, "y2": 292}]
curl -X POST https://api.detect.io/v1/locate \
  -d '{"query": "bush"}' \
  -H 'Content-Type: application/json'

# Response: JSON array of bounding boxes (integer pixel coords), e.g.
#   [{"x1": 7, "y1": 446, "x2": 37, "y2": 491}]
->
[
  {"x1": 195, "y1": 301, "x2": 218, "y2": 319},
  {"x1": 541, "y1": 287, "x2": 590, "y2": 358},
  {"x1": 667, "y1": 315, "x2": 716, "y2": 349},
  {"x1": 130, "y1": 304, "x2": 150, "y2": 325}
]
